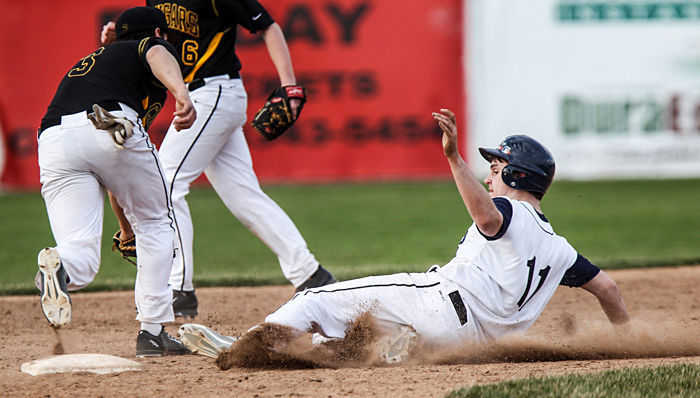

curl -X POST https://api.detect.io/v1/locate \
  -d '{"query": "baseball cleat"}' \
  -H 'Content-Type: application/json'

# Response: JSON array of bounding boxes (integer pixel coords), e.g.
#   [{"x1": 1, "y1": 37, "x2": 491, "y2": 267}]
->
[
  {"x1": 295, "y1": 265, "x2": 338, "y2": 293},
  {"x1": 377, "y1": 325, "x2": 417, "y2": 364},
  {"x1": 173, "y1": 289, "x2": 198, "y2": 320},
  {"x1": 178, "y1": 323, "x2": 238, "y2": 358},
  {"x1": 136, "y1": 327, "x2": 190, "y2": 357},
  {"x1": 37, "y1": 247, "x2": 71, "y2": 328},
  {"x1": 311, "y1": 333, "x2": 338, "y2": 346}
]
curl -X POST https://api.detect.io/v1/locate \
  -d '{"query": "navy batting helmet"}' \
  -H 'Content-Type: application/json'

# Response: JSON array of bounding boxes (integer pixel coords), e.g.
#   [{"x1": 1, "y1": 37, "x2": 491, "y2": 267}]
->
[{"x1": 478, "y1": 135, "x2": 556, "y2": 197}]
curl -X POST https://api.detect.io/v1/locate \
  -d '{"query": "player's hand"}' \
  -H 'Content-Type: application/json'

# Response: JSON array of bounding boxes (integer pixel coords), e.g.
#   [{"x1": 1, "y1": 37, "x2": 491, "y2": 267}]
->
[
  {"x1": 101, "y1": 21, "x2": 116, "y2": 45},
  {"x1": 432, "y1": 108, "x2": 458, "y2": 159},
  {"x1": 173, "y1": 96, "x2": 197, "y2": 131}
]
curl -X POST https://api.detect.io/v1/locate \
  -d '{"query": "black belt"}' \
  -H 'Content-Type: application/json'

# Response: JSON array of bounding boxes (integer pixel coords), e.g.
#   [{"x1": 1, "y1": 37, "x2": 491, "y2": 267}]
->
[
  {"x1": 188, "y1": 72, "x2": 240, "y2": 92},
  {"x1": 38, "y1": 100, "x2": 122, "y2": 138},
  {"x1": 449, "y1": 290, "x2": 469, "y2": 326}
]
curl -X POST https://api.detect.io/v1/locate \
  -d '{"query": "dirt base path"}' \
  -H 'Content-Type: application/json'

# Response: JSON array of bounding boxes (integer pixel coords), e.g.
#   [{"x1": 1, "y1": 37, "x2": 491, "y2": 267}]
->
[{"x1": 1, "y1": 266, "x2": 699, "y2": 397}]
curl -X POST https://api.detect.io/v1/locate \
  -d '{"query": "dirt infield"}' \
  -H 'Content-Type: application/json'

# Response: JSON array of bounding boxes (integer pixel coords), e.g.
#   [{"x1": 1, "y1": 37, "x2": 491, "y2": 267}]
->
[{"x1": 1, "y1": 266, "x2": 699, "y2": 397}]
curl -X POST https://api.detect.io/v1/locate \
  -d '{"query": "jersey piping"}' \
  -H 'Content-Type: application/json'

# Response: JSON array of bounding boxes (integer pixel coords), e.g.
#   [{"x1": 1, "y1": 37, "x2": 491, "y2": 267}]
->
[
  {"x1": 169, "y1": 85, "x2": 223, "y2": 290},
  {"x1": 296, "y1": 280, "x2": 441, "y2": 298},
  {"x1": 135, "y1": 118, "x2": 176, "y2": 235},
  {"x1": 518, "y1": 202, "x2": 554, "y2": 235}
]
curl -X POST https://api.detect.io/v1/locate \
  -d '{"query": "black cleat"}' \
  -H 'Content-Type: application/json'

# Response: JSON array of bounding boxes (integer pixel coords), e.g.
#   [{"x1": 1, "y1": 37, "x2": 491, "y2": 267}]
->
[
  {"x1": 173, "y1": 290, "x2": 198, "y2": 319},
  {"x1": 136, "y1": 327, "x2": 190, "y2": 357},
  {"x1": 295, "y1": 265, "x2": 338, "y2": 293}
]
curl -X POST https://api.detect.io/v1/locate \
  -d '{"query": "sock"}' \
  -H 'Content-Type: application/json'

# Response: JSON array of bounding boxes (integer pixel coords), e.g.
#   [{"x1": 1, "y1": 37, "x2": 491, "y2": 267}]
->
[{"x1": 141, "y1": 323, "x2": 162, "y2": 336}]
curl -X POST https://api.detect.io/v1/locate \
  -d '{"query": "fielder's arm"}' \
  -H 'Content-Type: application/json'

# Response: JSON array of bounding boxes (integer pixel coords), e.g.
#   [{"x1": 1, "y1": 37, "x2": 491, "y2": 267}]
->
[
  {"x1": 261, "y1": 23, "x2": 301, "y2": 118},
  {"x1": 146, "y1": 45, "x2": 196, "y2": 131},
  {"x1": 580, "y1": 271, "x2": 630, "y2": 325},
  {"x1": 433, "y1": 109, "x2": 503, "y2": 236},
  {"x1": 108, "y1": 191, "x2": 134, "y2": 241},
  {"x1": 262, "y1": 23, "x2": 296, "y2": 86}
]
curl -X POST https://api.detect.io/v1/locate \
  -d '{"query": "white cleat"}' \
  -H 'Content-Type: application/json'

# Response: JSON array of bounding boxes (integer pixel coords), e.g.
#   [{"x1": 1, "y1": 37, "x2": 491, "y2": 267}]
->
[
  {"x1": 37, "y1": 247, "x2": 71, "y2": 328},
  {"x1": 377, "y1": 325, "x2": 417, "y2": 364},
  {"x1": 177, "y1": 323, "x2": 238, "y2": 358},
  {"x1": 311, "y1": 333, "x2": 338, "y2": 346}
]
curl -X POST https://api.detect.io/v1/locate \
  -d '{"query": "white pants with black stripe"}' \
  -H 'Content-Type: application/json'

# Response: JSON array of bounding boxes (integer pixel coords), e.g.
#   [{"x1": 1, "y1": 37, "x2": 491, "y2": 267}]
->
[
  {"x1": 38, "y1": 105, "x2": 175, "y2": 324},
  {"x1": 159, "y1": 75, "x2": 319, "y2": 291},
  {"x1": 265, "y1": 271, "x2": 481, "y2": 345}
]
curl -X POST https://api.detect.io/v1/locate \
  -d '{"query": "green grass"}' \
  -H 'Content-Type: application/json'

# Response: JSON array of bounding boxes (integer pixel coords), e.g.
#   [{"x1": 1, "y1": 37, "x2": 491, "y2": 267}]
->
[
  {"x1": 446, "y1": 363, "x2": 700, "y2": 398},
  {"x1": 1, "y1": 179, "x2": 699, "y2": 294}
]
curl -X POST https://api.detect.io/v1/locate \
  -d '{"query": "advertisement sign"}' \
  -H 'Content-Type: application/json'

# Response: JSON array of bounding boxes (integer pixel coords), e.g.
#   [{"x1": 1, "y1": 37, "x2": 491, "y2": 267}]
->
[
  {"x1": 467, "y1": 0, "x2": 700, "y2": 179},
  {"x1": 0, "y1": 0, "x2": 464, "y2": 189},
  {"x1": 224, "y1": 0, "x2": 465, "y2": 182}
]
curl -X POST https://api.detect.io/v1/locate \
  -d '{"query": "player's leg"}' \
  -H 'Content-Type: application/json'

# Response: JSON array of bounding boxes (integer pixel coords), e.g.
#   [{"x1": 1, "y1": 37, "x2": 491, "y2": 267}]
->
[
  {"x1": 37, "y1": 124, "x2": 107, "y2": 327},
  {"x1": 264, "y1": 272, "x2": 472, "y2": 362},
  {"x1": 182, "y1": 273, "x2": 446, "y2": 361},
  {"x1": 39, "y1": 175, "x2": 104, "y2": 288},
  {"x1": 38, "y1": 126, "x2": 104, "y2": 291},
  {"x1": 264, "y1": 272, "x2": 447, "y2": 338},
  {"x1": 99, "y1": 129, "x2": 176, "y2": 325},
  {"x1": 205, "y1": 121, "x2": 332, "y2": 289},
  {"x1": 158, "y1": 81, "x2": 238, "y2": 301},
  {"x1": 91, "y1": 107, "x2": 188, "y2": 356}
]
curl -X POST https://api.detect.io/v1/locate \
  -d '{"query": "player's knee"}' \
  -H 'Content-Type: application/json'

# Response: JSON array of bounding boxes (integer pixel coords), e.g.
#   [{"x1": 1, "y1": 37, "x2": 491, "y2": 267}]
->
[
  {"x1": 56, "y1": 244, "x2": 100, "y2": 289},
  {"x1": 264, "y1": 297, "x2": 316, "y2": 332}
]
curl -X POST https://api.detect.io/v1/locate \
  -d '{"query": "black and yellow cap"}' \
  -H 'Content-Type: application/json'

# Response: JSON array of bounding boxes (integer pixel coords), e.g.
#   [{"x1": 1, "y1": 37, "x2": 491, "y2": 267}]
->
[{"x1": 115, "y1": 7, "x2": 168, "y2": 39}]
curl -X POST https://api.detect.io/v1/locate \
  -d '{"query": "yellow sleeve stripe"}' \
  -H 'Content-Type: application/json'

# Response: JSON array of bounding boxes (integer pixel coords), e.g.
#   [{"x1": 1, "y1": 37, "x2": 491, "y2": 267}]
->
[
  {"x1": 138, "y1": 37, "x2": 150, "y2": 57},
  {"x1": 183, "y1": 28, "x2": 231, "y2": 83},
  {"x1": 141, "y1": 96, "x2": 149, "y2": 126}
]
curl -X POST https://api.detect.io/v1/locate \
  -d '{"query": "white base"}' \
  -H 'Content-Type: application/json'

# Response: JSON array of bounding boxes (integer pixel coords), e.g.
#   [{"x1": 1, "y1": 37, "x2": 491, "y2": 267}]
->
[{"x1": 21, "y1": 354, "x2": 142, "y2": 376}]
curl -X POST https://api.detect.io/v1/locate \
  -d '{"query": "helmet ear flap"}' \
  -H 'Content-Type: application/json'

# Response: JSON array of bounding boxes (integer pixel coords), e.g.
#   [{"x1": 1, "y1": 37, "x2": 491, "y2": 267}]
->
[{"x1": 501, "y1": 165, "x2": 519, "y2": 189}]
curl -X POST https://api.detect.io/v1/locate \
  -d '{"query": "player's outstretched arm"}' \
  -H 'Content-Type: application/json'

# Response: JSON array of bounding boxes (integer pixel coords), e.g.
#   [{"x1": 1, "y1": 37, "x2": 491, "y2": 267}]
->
[
  {"x1": 580, "y1": 271, "x2": 630, "y2": 325},
  {"x1": 433, "y1": 109, "x2": 503, "y2": 236},
  {"x1": 145, "y1": 45, "x2": 196, "y2": 131},
  {"x1": 261, "y1": 23, "x2": 302, "y2": 118}
]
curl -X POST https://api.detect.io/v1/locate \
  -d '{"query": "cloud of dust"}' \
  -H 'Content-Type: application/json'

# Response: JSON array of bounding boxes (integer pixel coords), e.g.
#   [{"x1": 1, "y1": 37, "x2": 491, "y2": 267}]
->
[
  {"x1": 420, "y1": 318, "x2": 700, "y2": 365},
  {"x1": 216, "y1": 313, "x2": 382, "y2": 370},
  {"x1": 216, "y1": 315, "x2": 700, "y2": 369}
]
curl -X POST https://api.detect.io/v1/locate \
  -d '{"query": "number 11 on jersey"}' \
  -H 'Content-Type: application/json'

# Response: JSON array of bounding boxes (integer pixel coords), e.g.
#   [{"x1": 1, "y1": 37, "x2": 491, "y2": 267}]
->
[{"x1": 517, "y1": 257, "x2": 551, "y2": 310}]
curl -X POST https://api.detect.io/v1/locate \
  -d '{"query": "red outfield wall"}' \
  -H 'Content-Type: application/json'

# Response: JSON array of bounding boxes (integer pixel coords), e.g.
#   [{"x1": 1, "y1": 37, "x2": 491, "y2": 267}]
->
[{"x1": 0, "y1": 0, "x2": 464, "y2": 189}]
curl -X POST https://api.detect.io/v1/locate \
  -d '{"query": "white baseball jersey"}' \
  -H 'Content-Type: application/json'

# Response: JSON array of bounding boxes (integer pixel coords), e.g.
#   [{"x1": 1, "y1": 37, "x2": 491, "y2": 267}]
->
[{"x1": 437, "y1": 196, "x2": 578, "y2": 341}]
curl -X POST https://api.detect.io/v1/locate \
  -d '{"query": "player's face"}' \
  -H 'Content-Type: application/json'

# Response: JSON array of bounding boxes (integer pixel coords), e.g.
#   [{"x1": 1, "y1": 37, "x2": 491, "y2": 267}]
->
[{"x1": 484, "y1": 158, "x2": 509, "y2": 197}]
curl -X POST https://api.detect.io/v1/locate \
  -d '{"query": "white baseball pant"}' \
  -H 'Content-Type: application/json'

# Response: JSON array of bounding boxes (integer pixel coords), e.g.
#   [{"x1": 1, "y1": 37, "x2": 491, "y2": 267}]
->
[
  {"x1": 159, "y1": 75, "x2": 319, "y2": 291},
  {"x1": 38, "y1": 105, "x2": 175, "y2": 324},
  {"x1": 265, "y1": 271, "x2": 481, "y2": 345}
]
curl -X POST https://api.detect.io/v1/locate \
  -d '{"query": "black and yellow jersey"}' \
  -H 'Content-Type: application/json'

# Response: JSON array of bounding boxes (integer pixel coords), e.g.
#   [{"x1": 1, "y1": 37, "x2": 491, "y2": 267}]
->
[
  {"x1": 40, "y1": 37, "x2": 177, "y2": 133},
  {"x1": 147, "y1": 0, "x2": 274, "y2": 83}
]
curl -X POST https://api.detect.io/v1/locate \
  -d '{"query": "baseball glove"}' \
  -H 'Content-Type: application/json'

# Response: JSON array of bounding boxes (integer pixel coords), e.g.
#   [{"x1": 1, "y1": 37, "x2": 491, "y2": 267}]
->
[
  {"x1": 112, "y1": 230, "x2": 136, "y2": 265},
  {"x1": 251, "y1": 85, "x2": 306, "y2": 141},
  {"x1": 87, "y1": 104, "x2": 134, "y2": 149}
]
